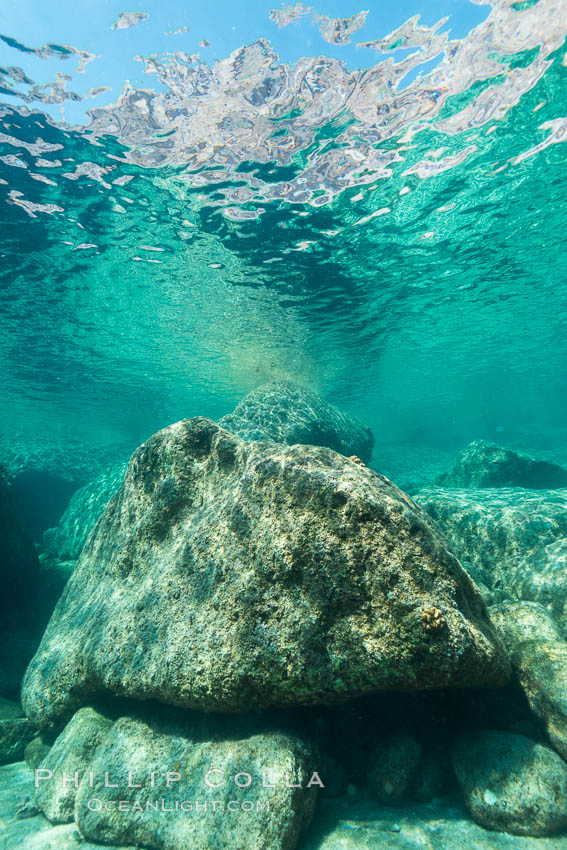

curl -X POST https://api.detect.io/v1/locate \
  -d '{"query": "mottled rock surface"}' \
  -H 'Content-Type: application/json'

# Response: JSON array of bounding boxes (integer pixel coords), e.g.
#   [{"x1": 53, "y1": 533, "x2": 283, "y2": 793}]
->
[
  {"x1": 0, "y1": 697, "x2": 36, "y2": 765},
  {"x1": 75, "y1": 714, "x2": 318, "y2": 850},
  {"x1": 513, "y1": 640, "x2": 567, "y2": 760},
  {"x1": 489, "y1": 602, "x2": 563, "y2": 652},
  {"x1": 24, "y1": 736, "x2": 51, "y2": 769},
  {"x1": 23, "y1": 418, "x2": 508, "y2": 727},
  {"x1": 509, "y1": 538, "x2": 567, "y2": 627},
  {"x1": 43, "y1": 463, "x2": 128, "y2": 560},
  {"x1": 415, "y1": 487, "x2": 567, "y2": 594},
  {"x1": 219, "y1": 381, "x2": 374, "y2": 463},
  {"x1": 452, "y1": 731, "x2": 567, "y2": 836},
  {"x1": 438, "y1": 441, "x2": 567, "y2": 489},
  {"x1": 35, "y1": 707, "x2": 114, "y2": 824}
]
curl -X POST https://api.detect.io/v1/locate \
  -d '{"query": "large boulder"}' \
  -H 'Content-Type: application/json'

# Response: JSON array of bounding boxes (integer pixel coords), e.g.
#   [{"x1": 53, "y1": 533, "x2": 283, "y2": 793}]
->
[
  {"x1": 43, "y1": 462, "x2": 128, "y2": 560},
  {"x1": 452, "y1": 730, "x2": 567, "y2": 836},
  {"x1": 438, "y1": 441, "x2": 567, "y2": 489},
  {"x1": 219, "y1": 381, "x2": 374, "y2": 463},
  {"x1": 22, "y1": 418, "x2": 508, "y2": 727},
  {"x1": 415, "y1": 487, "x2": 567, "y2": 594},
  {"x1": 75, "y1": 713, "x2": 318, "y2": 850}
]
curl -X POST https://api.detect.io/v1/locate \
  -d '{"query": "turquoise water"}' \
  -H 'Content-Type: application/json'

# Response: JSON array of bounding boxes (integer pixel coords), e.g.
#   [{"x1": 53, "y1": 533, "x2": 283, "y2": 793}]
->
[
  {"x1": 1, "y1": 0, "x2": 567, "y2": 460},
  {"x1": 2, "y1": 2, "x2": 567, "y2": 848}
]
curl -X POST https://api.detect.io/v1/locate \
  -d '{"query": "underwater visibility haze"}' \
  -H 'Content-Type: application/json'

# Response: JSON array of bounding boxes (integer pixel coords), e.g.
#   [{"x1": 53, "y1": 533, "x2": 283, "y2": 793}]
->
[{"x1": 2, "y1": 0, "x2": 567, "y2": 848}]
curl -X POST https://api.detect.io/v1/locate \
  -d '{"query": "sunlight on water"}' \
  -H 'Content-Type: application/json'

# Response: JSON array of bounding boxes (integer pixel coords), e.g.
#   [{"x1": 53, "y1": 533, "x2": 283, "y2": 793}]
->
[{"x1": 0, "y1": 0, "x2": 566, "y2": 454}]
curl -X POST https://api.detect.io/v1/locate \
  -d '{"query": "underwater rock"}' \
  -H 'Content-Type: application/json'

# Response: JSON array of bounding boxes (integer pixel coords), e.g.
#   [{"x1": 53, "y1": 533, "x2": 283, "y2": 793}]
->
[
  {"x1": 367, "y1": 733, "x2": 422, "y2": 805},
  {"x1": 0, "y1": 697, "x2": 36, "y2": 766},
  {"x1": 513, "y1": 640, "x2": 567, "y2": 760},
  {"x1": 489, "y1": 601, "x2": 563, "y2": 652},
  {"x1": 507, "y1": 538, "x2": 567, "y2": 629},
  {"x1": 35, "y1": 707, "x2": 114, "y2": 824},
  {"x1": 0, "y1": 761, "x2": 136, "y2": 850},
  {"x1": 219, "y1": 381, "x2": 374, "y2": 463},
  {"x1": 415, "y1": 487, "x2": 567, "y2": 593},
  {"x1": 0, "y1": 435, "x2": 132, "y2": 490},
  {"x1": 22, "y1": 417, "x2": 509, "y2": 726},
  {"x1": 43, "y1": 462, "x2": 128, "y2": 560},
  {"x1": 452, "y1": 730, "x2": 567, "y2": 836},
  {"x1": 438, "y1": 440, "x2": 567, "y2": 489},
  {"x1": 75, "y1": 714, "x2": 318, "y2": 850},
  {"x1": 24, "y1": 735, "x2": 52, "y2": 769}
]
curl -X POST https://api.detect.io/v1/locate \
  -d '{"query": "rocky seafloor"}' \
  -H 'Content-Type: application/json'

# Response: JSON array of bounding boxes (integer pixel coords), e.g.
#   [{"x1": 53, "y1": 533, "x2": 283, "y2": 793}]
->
[{"x1": 3, "y1": 382, "x2": 567, "y2": 849}]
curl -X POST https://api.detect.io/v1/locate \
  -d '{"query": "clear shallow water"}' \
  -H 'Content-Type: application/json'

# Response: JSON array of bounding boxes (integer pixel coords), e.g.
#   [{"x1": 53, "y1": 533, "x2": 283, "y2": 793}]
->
[{"x1": 1, "y1": 0, "x2": 567, "y2": 458}]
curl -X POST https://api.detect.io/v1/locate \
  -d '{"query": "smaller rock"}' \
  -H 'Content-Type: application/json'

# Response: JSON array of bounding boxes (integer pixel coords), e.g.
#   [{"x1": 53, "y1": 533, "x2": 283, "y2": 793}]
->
[
  {"x1": 219, "y1": 381, "x2": 374, "y2": 463},
  {"x1": 452, "y1": 730, "x2": 567, "y2": 836},
  {"x1": 438, "y1": 440, "x2": 567, "y2": 489},
  {"x1": 0, "y1": 697, "x2": 36, "y2": 765},
  {"x1": 35, "y1": 706, "x2": 114, "y2": 824},
  {"x1": 15, "y1": 797, "x2": 39, "y2": 819},
  {"x1": 75, "y1": 713, "x2": 318, "y2": 850},
  {"x1": 489, "y1": 601, "x2": 563, "y2": 655},
  {"x1": 367, "y1": 733, "x2": 422, "y2": 805},
  {"x1": 24, "y1": 736, "x2": 52, "y2": 769}
]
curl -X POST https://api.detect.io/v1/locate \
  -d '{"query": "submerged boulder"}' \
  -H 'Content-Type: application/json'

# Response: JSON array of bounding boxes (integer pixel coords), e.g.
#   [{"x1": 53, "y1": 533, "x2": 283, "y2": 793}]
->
[
  {"x1": 43, "y1": 462, "x2": 128, "y2": 560},
  {"x1": 513, "y1": 641, "x2": 567, "y2": 760},
  {"x1": 219, "y1": 381, "x2": 374, "y2": 463},
  {"x1": 438, "y1": 440, "x2": 567, "y2": 489},
  {"x1": 415, "y1": 487, "x2": 567, "y2": 594},
  {"x1": 23, "y1": 417, "x2": 508, "y2": 727},
  {"x1": 452, "y1": 730, "x2": 567, "y2": 837},
  {"x1": 75, "y1": 714, "x2": 318, "y2": 850},
  {"x1": 509, "y1": 538, "x2": 567, "y2": 628}
]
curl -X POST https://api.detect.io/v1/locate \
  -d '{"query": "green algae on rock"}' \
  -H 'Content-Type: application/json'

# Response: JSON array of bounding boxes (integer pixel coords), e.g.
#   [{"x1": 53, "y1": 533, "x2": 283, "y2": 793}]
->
[
  {"x1": 219, "y1": 381, "x2": 374, "y2": 463},
  {"x1": 438, "y1": 441, "x2": 567, "y2": 489},
  {"x1": 452, "y1": 730, "x2": 567, "y2": 837},
  {"x1": 22, "y1": 417, "x2": 508, "y2": 727}
]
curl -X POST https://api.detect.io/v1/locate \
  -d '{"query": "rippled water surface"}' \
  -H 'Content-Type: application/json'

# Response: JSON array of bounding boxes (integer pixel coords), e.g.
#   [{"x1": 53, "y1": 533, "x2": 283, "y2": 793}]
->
[{"x1": 1, "y1": 0, "x2": 567, "y2": 457}]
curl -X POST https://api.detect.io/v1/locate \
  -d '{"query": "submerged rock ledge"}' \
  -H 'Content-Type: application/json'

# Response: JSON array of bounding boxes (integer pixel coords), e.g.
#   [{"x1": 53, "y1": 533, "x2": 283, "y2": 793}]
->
[{"x1": 22, "y1": 417, "x2": 508, "y2": 727}]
